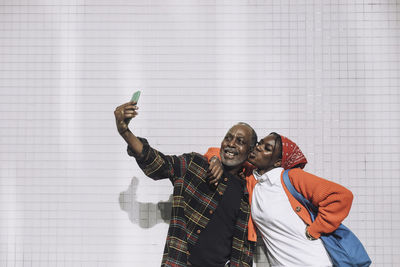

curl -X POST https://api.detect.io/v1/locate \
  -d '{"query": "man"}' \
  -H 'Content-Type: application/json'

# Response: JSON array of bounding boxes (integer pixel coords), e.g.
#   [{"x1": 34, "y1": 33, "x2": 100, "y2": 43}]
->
[{"x1": 114, "y1": 101, "x2": 257, "y2": 267}]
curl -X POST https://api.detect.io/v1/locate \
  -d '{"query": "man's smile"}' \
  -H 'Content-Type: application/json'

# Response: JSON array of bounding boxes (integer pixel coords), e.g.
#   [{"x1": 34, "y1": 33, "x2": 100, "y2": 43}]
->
[{"x1": 222, "y1": 147, "x2": 238, "y2": 159}]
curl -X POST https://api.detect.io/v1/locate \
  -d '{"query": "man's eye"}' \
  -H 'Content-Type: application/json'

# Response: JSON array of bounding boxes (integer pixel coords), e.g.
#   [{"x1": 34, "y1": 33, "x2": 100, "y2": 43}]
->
[{"x1": 238, "y1": 139, "x2": 246, "y2": 145}]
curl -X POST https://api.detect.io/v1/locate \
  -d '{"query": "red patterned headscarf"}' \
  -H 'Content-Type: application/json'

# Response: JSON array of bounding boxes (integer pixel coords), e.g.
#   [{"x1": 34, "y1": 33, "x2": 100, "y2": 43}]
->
[{"x1": 280, "y1": 135, "x2": 308, "y2": 170}]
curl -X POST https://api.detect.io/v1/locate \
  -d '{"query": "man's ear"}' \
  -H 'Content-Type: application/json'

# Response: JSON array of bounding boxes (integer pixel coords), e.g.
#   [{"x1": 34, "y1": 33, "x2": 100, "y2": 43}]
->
[{"x1": 274, "y1": 159, "x2": 282, "y2": 168}]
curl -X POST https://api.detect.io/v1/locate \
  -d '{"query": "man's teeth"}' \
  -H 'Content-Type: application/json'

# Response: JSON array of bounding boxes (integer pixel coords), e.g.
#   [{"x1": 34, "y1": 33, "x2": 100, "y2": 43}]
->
[{"x1": 226, "y1": 151, "x2": 235, "y2": 156}]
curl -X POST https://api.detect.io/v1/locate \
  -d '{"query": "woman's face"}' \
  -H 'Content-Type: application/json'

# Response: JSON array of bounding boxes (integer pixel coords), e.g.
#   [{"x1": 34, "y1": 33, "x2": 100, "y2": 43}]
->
[{"x1": 248, "y1": 134, "x2": 281, "y2": 175}]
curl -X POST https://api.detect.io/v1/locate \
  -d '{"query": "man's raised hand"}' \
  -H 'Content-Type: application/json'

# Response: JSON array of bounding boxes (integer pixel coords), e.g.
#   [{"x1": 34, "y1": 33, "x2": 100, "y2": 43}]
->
[{"x1": 114, "y1": 102, "x2": 139, "y2": 135}]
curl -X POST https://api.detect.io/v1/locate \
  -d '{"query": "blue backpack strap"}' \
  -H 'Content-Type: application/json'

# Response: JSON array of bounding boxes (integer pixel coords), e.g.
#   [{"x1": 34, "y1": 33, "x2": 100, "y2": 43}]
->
[
  {"x1": 283, "y1": 170, "x2": 371, "y2": 267},
  {"x1": 282, "y1": 169, "x2": 317, "y2": 221}
]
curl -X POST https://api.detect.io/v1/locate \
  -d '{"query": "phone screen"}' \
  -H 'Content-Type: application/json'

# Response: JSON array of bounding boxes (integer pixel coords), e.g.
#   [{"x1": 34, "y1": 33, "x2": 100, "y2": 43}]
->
[{"x1": 131, "y1": 90, "x2": 141, "y2": 103}]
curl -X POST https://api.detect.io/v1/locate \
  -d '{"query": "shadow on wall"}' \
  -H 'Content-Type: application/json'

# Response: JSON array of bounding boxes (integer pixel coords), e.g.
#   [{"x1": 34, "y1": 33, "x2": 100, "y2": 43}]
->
[
  {"x1": 119, "y1": 176, "x2": 172, "y2": 228},
  {"x1": 119, "y1": 177, "x2": 270, "y2": 265}
]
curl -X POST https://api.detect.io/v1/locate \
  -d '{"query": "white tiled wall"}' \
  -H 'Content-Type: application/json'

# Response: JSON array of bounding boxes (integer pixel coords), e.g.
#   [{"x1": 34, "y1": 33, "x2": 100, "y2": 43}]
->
[{"x1": 0, "y1": 0, "x2": 399, "y2": 266}]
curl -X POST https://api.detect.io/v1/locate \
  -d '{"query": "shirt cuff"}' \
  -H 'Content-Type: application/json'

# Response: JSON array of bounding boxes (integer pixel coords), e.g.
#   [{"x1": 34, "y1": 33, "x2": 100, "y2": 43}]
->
[
  {"x1": 126, "y1": 137, "x2": 150, "y2": 162},
  {"x1": 307, "y1": 225, "x2": 321, "y2": 239}
]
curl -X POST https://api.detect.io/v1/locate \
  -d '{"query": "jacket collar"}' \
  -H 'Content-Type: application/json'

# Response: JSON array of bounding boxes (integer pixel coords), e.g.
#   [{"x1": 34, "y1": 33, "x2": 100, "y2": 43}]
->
[{"x1": 253, "y1": 167, "x2": 284, "y2": 185}]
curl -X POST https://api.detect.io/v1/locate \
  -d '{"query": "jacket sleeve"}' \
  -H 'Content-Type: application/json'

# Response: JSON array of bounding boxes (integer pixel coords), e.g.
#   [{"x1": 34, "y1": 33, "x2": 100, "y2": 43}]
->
[
  {"x1": 204, "y1": 147, "x2": 221, "y2": 161},
  {"x1": 128, "y1": 137, "x2": 193, "y2": 183},
  {"x1": 289, "y1": 168, "x2": 354, "y2": 238}
]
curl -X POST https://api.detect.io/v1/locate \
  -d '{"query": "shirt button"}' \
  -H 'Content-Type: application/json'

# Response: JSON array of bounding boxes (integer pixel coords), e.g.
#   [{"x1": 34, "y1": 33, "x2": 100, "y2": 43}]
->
[
  {"x1": 296, "y1": 206, "x2": 302, "y2": 212},
  {"x1": 196, "y1": 229, "x2": 201, "y2": 234},
  {"x1": 209, "y1": 210, "x2": 213, "y2": 214},
  {"x1": 224, "y1": 177, "x2": 228, "y2": 182}
]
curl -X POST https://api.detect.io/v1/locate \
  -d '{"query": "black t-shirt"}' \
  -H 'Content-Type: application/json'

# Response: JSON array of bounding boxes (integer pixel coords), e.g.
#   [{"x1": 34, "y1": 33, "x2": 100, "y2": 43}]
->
[{"x1": 188, "y1": 172, "x2": 245, "y2": 267}]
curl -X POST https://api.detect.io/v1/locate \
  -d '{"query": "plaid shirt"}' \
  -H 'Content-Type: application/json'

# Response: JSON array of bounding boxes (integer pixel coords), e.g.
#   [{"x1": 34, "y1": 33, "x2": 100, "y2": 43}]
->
[{"x1": 129, "y1": 138, "x2": 254, "y2": 267}]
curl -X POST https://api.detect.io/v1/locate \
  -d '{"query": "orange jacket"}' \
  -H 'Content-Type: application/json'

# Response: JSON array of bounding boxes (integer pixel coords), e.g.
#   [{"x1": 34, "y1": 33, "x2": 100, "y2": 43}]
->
[{"x1": 204, "y1": 147, "x2": 354, "y2": 241}]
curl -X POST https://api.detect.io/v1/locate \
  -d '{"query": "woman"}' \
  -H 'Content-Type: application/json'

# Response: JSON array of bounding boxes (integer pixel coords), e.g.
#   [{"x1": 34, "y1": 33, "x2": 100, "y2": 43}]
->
[{"x1": 206, "y1": 132, "x2": 353, "y2": 266}]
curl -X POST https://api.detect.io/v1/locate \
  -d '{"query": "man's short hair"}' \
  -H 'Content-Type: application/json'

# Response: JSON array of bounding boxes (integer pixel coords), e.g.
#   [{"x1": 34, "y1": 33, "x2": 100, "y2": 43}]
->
[{"x1": 236, "y1": 122, "x2": 257, "y2": 149}]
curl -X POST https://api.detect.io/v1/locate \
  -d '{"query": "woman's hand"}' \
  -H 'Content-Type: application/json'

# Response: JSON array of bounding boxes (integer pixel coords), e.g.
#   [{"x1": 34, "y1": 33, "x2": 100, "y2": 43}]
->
[
  {"x1": 207, "y1": 156, "x2": 224, "y2": 186},
  {"x1": 305, "y1": 227, "x2": 317, "y2": 241}
]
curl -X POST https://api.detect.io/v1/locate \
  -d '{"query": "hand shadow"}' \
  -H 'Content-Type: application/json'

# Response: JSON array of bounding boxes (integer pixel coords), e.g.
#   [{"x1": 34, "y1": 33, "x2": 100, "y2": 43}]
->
[{"x1": 119, "y1": 176, "x2": 172, "y2": 228}]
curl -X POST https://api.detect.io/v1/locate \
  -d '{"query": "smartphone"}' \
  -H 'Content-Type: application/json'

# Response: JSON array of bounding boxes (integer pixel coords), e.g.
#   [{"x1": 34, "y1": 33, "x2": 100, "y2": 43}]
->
[{"x1": 131, "y1": 90, "x2": 141, "y2": 103}]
